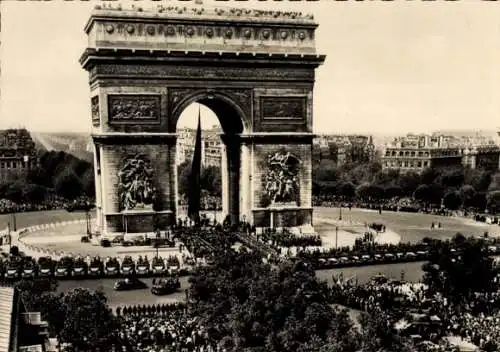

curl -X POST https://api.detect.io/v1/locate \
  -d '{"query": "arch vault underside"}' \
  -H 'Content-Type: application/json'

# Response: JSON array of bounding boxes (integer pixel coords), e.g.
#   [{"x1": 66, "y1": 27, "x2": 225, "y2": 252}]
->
[{"x1": 81, "y1": 5, "x2": 325, "y2": 236}]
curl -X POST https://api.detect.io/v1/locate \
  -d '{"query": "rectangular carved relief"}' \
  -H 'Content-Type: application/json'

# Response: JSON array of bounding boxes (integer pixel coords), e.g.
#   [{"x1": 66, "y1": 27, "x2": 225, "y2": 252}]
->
[
  {"x1": 91, "y1": 96, "x2": 100, "y2": 127},
  {"x1": 108, "y1": 95, "x2": 161, "y2": 123},
  {"x1": 260, "y1": 96, "x2": 306, "y2": 121}
]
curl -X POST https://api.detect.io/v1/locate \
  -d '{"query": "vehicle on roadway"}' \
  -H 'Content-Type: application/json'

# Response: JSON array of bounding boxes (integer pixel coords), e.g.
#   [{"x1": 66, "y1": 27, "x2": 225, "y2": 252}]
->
[
  {"x1": 72, "y1": 256, "x2": 88, "y2": 278},
  {"x1": 151, "y1": 276, "x2": 181, "y2": 296},
  {"x1": 167, "y1": 256, "x2": 180, "y2": 274},
  {"x1": 113, "y1": 277, "x2": 148, "y2": 291},
  {"x1": 38, "y1": 257, "x2": 54, "y2": 278},
  {"x1": 21, "y1": 257, "x2": 37, "y2": 279},
  {"x1": 105, "y1": 257, "x2": 120, "y2": 277},
  {"x1": 5, "y1": 257, "x2": 21, "y2": 280},
  {"x1": 89, "y1": 257, "x2": 103, "y2": 277},
  {"x1": 120, "y1": 256, "x2": 135, "y2": 276},
  {"x1": 55, "y1": 256, "x2": 74, "y2": 278},
  {"x1": 136, "y1": 256, "x2": 150, "y2": 277},
  {"x1": 152, "y1": 257, "x2": 166, "y2": 276}
]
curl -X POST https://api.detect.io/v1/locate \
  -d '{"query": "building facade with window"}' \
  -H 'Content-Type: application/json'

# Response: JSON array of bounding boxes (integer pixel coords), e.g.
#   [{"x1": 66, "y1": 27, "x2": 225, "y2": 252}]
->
[
  {"x1": 313, "y1": 134, "x2": 375, "y2": 166},
  {"x1": 0, "y1": 129, "x2": 38, "y2": 185},
  {"x1": 176, "y1": 126, "x2": 222, "y2": 168},
  {"x1": 382, "y1": 133, "x2": 500, "y2": 173}
]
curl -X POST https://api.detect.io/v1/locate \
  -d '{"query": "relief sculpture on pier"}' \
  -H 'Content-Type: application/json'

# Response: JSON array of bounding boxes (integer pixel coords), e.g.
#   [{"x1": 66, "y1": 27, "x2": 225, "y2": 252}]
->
[
  {"x1": 118, "y1": 154, "x2": 157, "y2": 211},
  {"x1": 264, "y1": 152, "x2": 301, "y2": 206}
]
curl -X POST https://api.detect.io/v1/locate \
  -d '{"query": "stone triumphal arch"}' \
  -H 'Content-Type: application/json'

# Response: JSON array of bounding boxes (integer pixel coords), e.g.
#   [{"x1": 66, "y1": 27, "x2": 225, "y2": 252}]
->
[{"x1": 80, "y1": 5, "x2": 325, "y2": 237}]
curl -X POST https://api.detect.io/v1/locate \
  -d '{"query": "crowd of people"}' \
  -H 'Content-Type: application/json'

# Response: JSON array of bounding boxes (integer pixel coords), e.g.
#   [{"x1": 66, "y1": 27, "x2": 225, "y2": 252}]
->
[
  {"x1": 328, "y1": 272, "x2": 500, "y2": 351},
  {"x1": 114, "y1": 303, "x2": 218, "y2": 352},
  {"x1": 0, "y1": 196, "x2": 94, "y2": 214}
]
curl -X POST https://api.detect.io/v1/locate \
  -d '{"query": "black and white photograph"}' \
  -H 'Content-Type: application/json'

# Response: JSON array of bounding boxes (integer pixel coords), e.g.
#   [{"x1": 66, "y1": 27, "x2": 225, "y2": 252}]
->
[{"x1": 1, "y1": 0, "x2": 500, "y2": 351}]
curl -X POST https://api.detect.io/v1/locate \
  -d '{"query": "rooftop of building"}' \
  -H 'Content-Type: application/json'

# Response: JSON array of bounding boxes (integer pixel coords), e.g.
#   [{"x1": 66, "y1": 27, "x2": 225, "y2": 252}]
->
[
  {"x1": 0, "y1": 287, "x2": 15, "y2": 352},
  {"x1": 86, "y1": 3, "x2": 316, "y2": 31}
]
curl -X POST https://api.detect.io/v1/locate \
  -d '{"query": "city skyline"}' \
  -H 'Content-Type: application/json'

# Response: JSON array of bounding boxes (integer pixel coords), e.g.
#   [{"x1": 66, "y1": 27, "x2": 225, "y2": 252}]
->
[{"x1": 1, "y1": 1, "x2": 500, "y2": 134}]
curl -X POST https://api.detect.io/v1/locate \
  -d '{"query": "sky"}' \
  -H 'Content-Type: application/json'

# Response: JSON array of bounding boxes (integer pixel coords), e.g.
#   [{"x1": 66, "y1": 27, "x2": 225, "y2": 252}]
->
[{"x1": 1, "y1": 0, "x2": 500, "y2": 135}]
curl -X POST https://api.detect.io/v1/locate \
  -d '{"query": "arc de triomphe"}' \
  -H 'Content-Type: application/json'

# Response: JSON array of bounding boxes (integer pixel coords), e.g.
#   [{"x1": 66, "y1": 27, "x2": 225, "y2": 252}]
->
[{"x1": 80, "y1": 5, "x2": 325, "y2": 237}]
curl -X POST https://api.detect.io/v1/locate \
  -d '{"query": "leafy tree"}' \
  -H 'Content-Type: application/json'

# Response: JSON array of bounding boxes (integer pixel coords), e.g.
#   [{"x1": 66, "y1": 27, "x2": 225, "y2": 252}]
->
[
  {"x1": 355, "y1": 183, "x2": 372, "y2": 201},
  {"x1": 201, "y1": 165, "x2": 222, "y2": 196},
  {"x1": 23, "y1": 183, "x2": 47, "y2": 204},
  {"x1": 54, "y1": 168, "x2": 84, "y2": 200},
  {"x1": 313, "y1": 160, "x2": 340, "y2": 183},
  {"x1": 383, "y1": 185, "x2": 403, "y2": 199},
  {"x1": 4, "y1": 182, "x2": 24, "y2": 203},
  {"x1": 338, "y1": 182, "x2": 356, "y2": 200},
  {"x1": 443, "y1": 190, "x2": 462, "y2": 210},
  {"x1": 438, "y1": 167, "x2": 464, "y2": 189},
  {"x1": 422, "y1": 236, "x2": 497, "y2": 304},
  {"x1": 420, "y1": 168, "x2": 441, "y2": 185},
  {"x1": 488, "y1": 172, "x2": 500, "y2": 192},
  {"x1": 189, "y1": 249, "x2": 359, "y2": 352},
  {"x1": 459, "y1": 185, "x2": 477, "y2": 208},
  {"x1": 15, "y1": 278, "x2": 64, "y2": 336},
  {"x1": 358, "y1": 309, "x2": 414, "y2": 352},
  {"x1": 58, "y1": 288, "x2": 118, "y2": 351},
  {"x1": 487, "y1": 190, "x2": 500, "y2": 214},
  {"x1": 413, "y1": 184, "x2": 430, "y2": 204},
  {"x1": 80, "y1": 168, "x2": 95, "y2": 198},
  {"x1": 398, "y1": 172, "x2": 420, "y2": 197}
]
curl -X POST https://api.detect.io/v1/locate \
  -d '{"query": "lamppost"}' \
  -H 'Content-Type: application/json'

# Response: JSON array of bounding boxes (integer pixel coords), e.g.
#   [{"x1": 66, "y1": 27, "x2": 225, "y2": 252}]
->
[
  {"x1": 85, "y1": 210, "x2": 91, "y2": 236},
  {"x1": 335, "y1": 226, "x2": 338, "y2": 250},
  {"x1": 213, "y1": 201, "x2": 217, "y2": 225},
  {"x1": 339, "y1": 205, "x2": 342, "y2": 221}
]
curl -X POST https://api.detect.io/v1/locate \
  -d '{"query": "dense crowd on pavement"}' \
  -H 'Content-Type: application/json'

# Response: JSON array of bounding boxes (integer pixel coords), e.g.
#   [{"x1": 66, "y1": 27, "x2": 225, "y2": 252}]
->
[
  {"x1": 114, "y1": 303, "x2": 218, "y2": 352},
  {"x1": 314, "y1": 194, "x2": 500, "y2": 220},
  {"x1": 329, "y1": 273, "x2": 500, "y2": 351},
  {"x1": 0, "y1": 196, "x2": 94, "y2": 214}
]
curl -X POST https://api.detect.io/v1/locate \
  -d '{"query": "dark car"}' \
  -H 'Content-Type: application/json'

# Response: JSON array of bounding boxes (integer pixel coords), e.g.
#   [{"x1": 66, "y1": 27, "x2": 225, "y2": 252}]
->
[
  {"x1": 100, "y1": 239, "x2": 111, "y2": 248},
  {"x1": 38, "y1": 257, "x2": 54, "y2": 278},
  {"x1": 136, "y1": 257, "x2": 150, "y2": 277},
  {"x1": 151, "y1": 257, "x2": 166, "y2": 276},
  {"x1": 113, "y1": 277, "x2": 147, "y2": 291},
  {"x1": 21, "y1": 257, "x2": 37, "y2": 279},
  {"x1": 104, "y1": 257, "x2": 120, "y2": 277},
  {"x1": 72, "y1": 257, "x2": 88, "y2": 278},
  {"x1": 120, "y1": 256, "x2": 135, "y2": 276},
  {"x1": 151, "y1": 277, "x2": 181, "y2": 296},
  {"x1": 167, "y1": 256, "x2": 180, "y2": 274},
  {"x1": 89, "y1": 257, "x2": 103, "y2": 277},
  {"x1": 5, "y1": 258, "x2": 21, "y2": 280},
  {"x1": 55, "y1": 257, "x2": 74, "y2": 278}
]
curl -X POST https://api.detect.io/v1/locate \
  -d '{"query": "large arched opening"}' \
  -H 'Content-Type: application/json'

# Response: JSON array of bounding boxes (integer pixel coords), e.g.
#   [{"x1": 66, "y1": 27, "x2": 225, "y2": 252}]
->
[{"x1": 173, "y1": 93, "x2": 250, "y2": 226}]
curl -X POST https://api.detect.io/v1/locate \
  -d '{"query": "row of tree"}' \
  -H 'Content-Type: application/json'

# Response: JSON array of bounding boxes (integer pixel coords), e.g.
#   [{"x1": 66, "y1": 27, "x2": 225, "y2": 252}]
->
[
  {"x1": 313, "y1": 160, "x2": 500, "y2": 212},
  {"x1": 177, "y1": 160, "x2": 222, "y2": 197},
  {"x1": 0, "y1": 151, "x2": 94, "y2": 203}
]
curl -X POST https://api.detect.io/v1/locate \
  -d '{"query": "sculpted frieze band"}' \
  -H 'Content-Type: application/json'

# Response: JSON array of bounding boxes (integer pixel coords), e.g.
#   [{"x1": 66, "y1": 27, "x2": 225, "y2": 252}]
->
[
  {"x1": 261, "y1": 97, "x2": 306, "y2": 120},
  {"x1": 108, "y1": 95, "x2": 161, "y2": 122},
  {"x1": 91, "y1": 65, "x2": 315, "y2": 83}
]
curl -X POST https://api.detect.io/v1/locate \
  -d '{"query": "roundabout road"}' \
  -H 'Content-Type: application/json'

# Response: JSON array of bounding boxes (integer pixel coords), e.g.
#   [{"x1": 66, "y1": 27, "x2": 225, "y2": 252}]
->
[{"x1": 5, "y1": 207, "x2": 496, "y2": 307}]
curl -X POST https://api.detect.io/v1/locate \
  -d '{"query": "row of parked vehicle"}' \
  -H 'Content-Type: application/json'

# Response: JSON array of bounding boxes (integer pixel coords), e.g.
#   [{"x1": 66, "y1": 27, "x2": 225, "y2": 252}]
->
[
  {"x1": 310, "y1": 250, "x2": 431, "y2": 270},
  {"x1": 0, "y1": 254, "x2": 195, "y2": 280},
  {"x1": 308, "y1": 244, "x2": 500, "y2": 270}
]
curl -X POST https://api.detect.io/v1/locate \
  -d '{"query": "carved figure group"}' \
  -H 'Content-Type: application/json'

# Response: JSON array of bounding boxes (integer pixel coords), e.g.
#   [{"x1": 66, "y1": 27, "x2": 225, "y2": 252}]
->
[
  {"x1": 264, "y1": 152, "x2": 301, "y2": 204},
  {"x1": 118, "y1": 154, "x2": 156, "y2": 211},
  {"x1": 109, "y1": 97, "x2": 158, "y2": 120}
]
